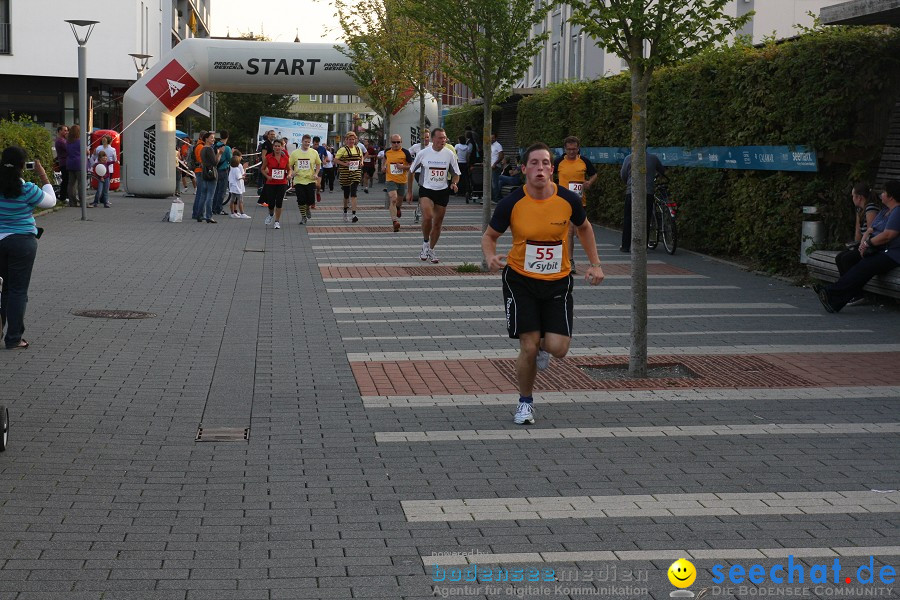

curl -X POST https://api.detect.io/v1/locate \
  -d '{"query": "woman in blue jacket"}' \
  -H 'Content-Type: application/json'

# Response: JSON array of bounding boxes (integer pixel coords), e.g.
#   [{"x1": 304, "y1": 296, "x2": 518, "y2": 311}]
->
[{"x1": 0, "y1": 146, "x2": 57, "y2": 349}]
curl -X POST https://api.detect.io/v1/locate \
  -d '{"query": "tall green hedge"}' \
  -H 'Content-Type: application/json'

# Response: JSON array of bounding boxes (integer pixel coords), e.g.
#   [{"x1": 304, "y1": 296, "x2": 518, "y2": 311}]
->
[
  {"x1": 0, "y1": 117, "x2": 55, "y2": 188},
  {"x1": 512, "y1": 26, "x2": 900, "y2": 273}
]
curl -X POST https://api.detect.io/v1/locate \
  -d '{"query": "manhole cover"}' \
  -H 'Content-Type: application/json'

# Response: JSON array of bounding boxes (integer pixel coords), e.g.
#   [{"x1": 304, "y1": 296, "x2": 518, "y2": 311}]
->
[
  {"x1": 196, "y1": 427, "x2": 249, "y2": 442},
  {"x1": 71, "y1": 309, "x2": 156, "y2": 319},
  {"x1": 579, "y1": 363, "x2": 699, "y2": 381}
]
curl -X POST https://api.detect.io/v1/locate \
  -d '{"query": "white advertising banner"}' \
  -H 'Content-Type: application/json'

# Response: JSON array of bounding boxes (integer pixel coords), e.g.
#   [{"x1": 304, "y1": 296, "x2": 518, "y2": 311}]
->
[{"x1": 257, "y1": 117, "x2": 329, "y2": 152}]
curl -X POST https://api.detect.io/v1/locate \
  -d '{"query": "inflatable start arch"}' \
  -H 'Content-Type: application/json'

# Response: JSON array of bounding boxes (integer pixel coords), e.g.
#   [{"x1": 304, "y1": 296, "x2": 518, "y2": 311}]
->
[{"x1": 123, "y1": 38, "x2": 360, "y2": 197}]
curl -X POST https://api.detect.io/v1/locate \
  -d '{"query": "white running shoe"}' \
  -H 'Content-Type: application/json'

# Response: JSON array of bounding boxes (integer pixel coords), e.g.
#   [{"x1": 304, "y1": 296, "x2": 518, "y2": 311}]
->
[
  {"x1": 301, "y1": 216, "x2": 308, "y2": 224},
  {"x1": 230, "y1": 212, "x2": 240, "y2": 219},
  {"x1": 241, "y1": 213, "x2": 251, "y2": 219},
  {"x1": 274, "y1": 221, "x2": 281, "y2": 229},
  {"x1": 428, "y1": 248, "x2": 439, "y2": 264},
  {"x1": 420, "y1": 242, "x2": 429, "y2": 261},
  {"x1": 343, "y1": 212, "x2": 350, "y2": 223},
  {"x1": 513, "y1": 402, "x2": 535, "y2": 425},
  {"x1": 536, "y1": 349, "x2": 551, "y2": 371},
  {"x1": 265, "y1": 215, "x2": 273, "y2": 225}
]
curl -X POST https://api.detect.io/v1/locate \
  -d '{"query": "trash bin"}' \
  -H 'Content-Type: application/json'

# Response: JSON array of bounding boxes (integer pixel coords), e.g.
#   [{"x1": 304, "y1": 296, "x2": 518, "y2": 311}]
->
[{"x1": 800, "y1": 205, "x2": 823, "y2": 264}]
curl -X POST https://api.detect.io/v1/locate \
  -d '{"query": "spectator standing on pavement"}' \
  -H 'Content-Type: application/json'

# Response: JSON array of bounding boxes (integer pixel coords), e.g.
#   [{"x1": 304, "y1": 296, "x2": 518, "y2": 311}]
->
[
  {"x1": 257, "y1": 130, "x2": 276, "y2": 202},
  {"x1": 815, "y1": 180, "x2": 900, "y2": 313},
  {"x1": 192, "y1": 132, "x2": 206, "y2": 199},
  {"x1": 620, "y1": 151, "x2": 665, "y2": 252},
  {"x1": 194, "y1": 131, "x2": 221, "y2": 223},
  {"x1": 54, "y1": 125, "x2": 69, "y2": 205},
  {"x1": 178, "y1": 137, "x2": 194, "y2": 194},
  {"x1": 212, "y1": 130, "x2": 232, "y2": 215},
  {"x1": 0, "y1": 146, "x2": 56, "y2": 349},
  {"x1": 90, "y1": 135, "x2": 117, "y2": 169},
  {"x1": 481, "y1": 142, "x2": 604, "y2": 425},
  {"x1": 454, "y1": 136, "x2": 471, "y2": 198},
  {"x1": 362, "y1": 139, "x2": 378, "y2": 194},
  {"x1": 88, "y1": 151, "x2": 111, "y2": 208},
  {"x1": 227, "y1": 152, "x2": 250, "y2": 219},
  {"x1": 320, "y1": 146, "x2": 335, "y2": 192},
  {"x1": 490, "y1": 133, "x2": 504, "y2": 202},
  {"x1": 65, "y1": 125, "x2": 85, "y2": 207}
]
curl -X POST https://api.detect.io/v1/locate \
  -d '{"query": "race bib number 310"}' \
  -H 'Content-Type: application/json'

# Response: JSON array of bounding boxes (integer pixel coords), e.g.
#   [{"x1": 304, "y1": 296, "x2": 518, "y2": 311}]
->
[{"x1": 524, "y1": 240, "x2": 563, "y2": 274}]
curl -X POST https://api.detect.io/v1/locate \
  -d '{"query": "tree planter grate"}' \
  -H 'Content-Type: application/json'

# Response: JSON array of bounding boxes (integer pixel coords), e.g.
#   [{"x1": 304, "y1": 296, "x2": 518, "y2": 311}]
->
[
  {"x1": 195, "y1": 427, "x2": 249, "y2": 442},
  {"x1": 71, "y1": 309, "x2": 156, "y2": 319},
  {"x1": 579, "y1": 363, "x2": 699, "y2": 381}
]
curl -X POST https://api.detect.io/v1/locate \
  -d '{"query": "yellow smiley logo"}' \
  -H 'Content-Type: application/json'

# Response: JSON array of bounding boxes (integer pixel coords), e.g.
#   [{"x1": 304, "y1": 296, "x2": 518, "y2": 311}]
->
[{"x1": 668, "y1": 558, "x2": 697, "y2": 588}]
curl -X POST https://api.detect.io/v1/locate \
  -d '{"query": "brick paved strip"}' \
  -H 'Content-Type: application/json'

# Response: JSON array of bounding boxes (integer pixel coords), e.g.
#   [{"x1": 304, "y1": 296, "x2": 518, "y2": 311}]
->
[
  {"x1": 423, "y1": 546, "x2": 900, "y2": 566},
  {"x1": 375, "y1": 422, "x2": 900, "y2": 443},
  {"x1": 337, "y1": 312, "x2": 821, "y2": 323},
  {"x1": 335, "y1": 303, "x2": 797, "y2": 314},
  {"x1": 401, "y1": 491, "x2": 900, "y2": 522},
  {"x1": 347, "y1": 343, "x2": 900, "y2": 361},
  {"x1": 307, "y1": 225, "x2": 480, "y2": 233},
  {"x1": 330, "y1": 281, "x2": 718, "y2": 294},
  {"x1": 318, "y1": 263, "x2": 695, "y2": 279},
  {"x1": 353, "y1": 354, "x2": 891, "y2": 396},
  {"x1": 343, "y1": 328, "x2": 866, "y2": 341},
  {"x1": 362, "y1": 386, "x2": 900, "y2": 407}
]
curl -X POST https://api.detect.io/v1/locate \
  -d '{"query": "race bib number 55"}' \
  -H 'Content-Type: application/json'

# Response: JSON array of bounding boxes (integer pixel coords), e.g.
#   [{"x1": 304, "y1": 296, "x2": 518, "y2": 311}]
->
[{"x1": 524, "y1": 240, "x2": 562, "y2": 274}]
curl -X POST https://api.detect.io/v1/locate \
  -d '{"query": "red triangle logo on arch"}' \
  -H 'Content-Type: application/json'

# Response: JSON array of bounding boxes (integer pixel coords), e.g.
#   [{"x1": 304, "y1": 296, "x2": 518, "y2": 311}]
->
[{"x1": 145, "y1": 60, "x2": 200, "y2": 112}]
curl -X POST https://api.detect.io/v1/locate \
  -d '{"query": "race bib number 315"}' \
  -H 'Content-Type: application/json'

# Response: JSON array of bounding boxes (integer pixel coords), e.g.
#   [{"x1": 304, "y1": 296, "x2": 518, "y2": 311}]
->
[
  {"x1": 296, "y1": 159, "x2": 310, "y2": 171},
  {"x1": 524, "y1": 240, "x2": 563, "y2": 274}
]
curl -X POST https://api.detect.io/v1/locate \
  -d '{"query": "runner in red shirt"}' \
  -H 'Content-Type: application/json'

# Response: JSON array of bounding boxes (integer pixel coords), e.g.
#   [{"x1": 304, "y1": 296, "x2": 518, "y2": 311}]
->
[{"x1": 263, "y1": 140, "x2": 291, "y2": 229}]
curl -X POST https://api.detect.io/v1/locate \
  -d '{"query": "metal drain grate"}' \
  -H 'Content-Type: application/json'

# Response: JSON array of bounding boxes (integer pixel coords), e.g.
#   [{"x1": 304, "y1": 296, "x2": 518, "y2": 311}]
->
[
  {"x1": 71, "y1": 309, "x2": 156, "y2": 319},
  {"x1": 579, "y1": 363, "x2": 699, "y2": 381},
  {"x1": 195, "y1": 426, "x2": 249, "y2": 442}
]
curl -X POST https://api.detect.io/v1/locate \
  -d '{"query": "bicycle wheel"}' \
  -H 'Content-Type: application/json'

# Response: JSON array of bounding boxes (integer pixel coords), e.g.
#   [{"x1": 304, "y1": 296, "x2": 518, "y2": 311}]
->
[
  {"x1": 662, "y1": 209, "x2": 678, "y2": 254},
  {"x1": 647, "y1": 202, "x2": 661, "y2": 249}
]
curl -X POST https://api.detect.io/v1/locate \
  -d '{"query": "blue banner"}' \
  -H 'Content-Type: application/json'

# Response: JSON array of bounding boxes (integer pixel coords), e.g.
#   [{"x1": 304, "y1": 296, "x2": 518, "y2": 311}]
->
[{"x1": 556, "y1": 146, "x2": 818, "y2": 172}]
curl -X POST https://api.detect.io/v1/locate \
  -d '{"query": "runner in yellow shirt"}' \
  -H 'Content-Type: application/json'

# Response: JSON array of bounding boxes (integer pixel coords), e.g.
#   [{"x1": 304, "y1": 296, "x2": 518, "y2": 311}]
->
[{"x1": 289, "y1": 134, "x2": 322, "y2": 225}]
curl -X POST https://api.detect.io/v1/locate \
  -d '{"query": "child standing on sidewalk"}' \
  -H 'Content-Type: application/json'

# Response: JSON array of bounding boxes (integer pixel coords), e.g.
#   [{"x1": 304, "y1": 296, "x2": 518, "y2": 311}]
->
[
  {"x1": 89, "y1": 151, "x2": 111, "y2": 208},
  {"x1": 228, "y1": 151, "x2": 250, "y2": 219}
]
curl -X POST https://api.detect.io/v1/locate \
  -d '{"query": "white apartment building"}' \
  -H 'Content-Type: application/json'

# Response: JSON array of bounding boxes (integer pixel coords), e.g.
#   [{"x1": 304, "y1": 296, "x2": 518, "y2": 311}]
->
[
  {"x1": 0, "y1": 0, "x2": 210, "y2": 131},
  {"x1": 524, "y1": 0, "x2": 852, "y2": 88}
]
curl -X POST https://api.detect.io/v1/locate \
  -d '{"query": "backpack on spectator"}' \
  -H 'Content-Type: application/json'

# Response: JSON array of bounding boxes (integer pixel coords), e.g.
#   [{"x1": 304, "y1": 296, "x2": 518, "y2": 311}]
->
[{"x1": 186, "y1": 143, "x2": 198, "y2": 171}]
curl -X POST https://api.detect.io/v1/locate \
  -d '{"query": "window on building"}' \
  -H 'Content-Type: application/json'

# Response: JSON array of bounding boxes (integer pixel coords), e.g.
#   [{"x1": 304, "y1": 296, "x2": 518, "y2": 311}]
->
[
  {"x1": 309, "y1": 95, "x2": 318, "y2": 102},
  {"x1": 569, "y1": 33, "x2": 581, "y2": 80},
  {"x1": 551, "y1": 42, "x2": 561, "y2": 84},
  {"x1": 0, "y1": 0, "x2": 11, "y2": 54}
]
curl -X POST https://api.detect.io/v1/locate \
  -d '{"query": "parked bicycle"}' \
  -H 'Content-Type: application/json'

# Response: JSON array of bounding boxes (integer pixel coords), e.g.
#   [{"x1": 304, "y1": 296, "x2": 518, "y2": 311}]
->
[{"x1": 648, "y1": 176, "x2": 677, "y2": 254}]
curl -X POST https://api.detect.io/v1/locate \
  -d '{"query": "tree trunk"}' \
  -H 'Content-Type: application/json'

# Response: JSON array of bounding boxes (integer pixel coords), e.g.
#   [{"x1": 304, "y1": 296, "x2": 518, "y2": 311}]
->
[
  {"x1": 419, "y1": 89, "x2": 426, "y2": 144},
  {"x1": 480, "y1": 97, "x2": 493, "y2": 270},
  {"x1": 628, "y1": 67, "x2": 652, "y2": 378}
]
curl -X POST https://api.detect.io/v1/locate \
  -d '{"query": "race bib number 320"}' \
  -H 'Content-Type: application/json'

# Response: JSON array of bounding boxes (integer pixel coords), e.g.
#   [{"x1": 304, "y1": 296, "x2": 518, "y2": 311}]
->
[{"x1": 524, "y1": 240, "x2": 563, "y2": 274}]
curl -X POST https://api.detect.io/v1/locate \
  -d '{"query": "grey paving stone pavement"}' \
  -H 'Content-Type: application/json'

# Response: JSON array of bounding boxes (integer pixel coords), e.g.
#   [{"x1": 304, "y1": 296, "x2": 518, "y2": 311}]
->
[{"x1": 0, "y1": 188, "x2": 898, "y2": 599}]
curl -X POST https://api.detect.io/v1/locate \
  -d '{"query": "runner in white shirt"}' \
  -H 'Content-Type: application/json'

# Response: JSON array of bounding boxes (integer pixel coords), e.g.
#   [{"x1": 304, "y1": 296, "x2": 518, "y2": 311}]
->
[
  {"x1": 408, "y1": 129, "x2": 430, "y2": 157},
  {"x1": 405, "y1": 128, "x2": 460, "y2": 264}
]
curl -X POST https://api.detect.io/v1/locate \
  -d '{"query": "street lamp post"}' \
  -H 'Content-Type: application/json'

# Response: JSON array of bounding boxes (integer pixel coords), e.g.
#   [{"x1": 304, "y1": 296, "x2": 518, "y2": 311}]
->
[
  {"x1": 128, "y1": 53, "x2": 152, "y2": 79},
  {"x1": 65, "y1": 19, "x2": 99, "y2": 222}
]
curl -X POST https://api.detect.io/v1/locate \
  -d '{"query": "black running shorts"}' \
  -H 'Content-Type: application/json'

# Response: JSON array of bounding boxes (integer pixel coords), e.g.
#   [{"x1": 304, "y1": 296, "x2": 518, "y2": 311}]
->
[
  {"x1": 419, "y1": 186, "x2": 451, "y2": 207},
  {"x1": 501, "y1": 266, "x2": 574, "y2": 339},
  {"x1": 295, "y1": 182, "x2": 316, "y2": 206},
  {"x1": 265, "y1": 183, "x2": 288, "y2": 209},
  {"x1": 342, "y1": 182, "x2": 359, "y2": 199}
]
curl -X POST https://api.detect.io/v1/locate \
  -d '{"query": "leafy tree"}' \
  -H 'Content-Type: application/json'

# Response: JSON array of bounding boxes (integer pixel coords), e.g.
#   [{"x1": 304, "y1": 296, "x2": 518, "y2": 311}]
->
[
  {"x1": 400, "y1": 0, "x2": 554, "y2": 234},
  {"x1": 567, "y1": 0, "x2": 751, "y2": 376}
]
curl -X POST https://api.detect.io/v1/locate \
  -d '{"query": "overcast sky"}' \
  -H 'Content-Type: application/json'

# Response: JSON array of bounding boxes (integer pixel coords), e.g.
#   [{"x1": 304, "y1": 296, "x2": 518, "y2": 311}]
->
[{"x1": 210, "y1": 0, "x2": 343, "y2": 44}]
